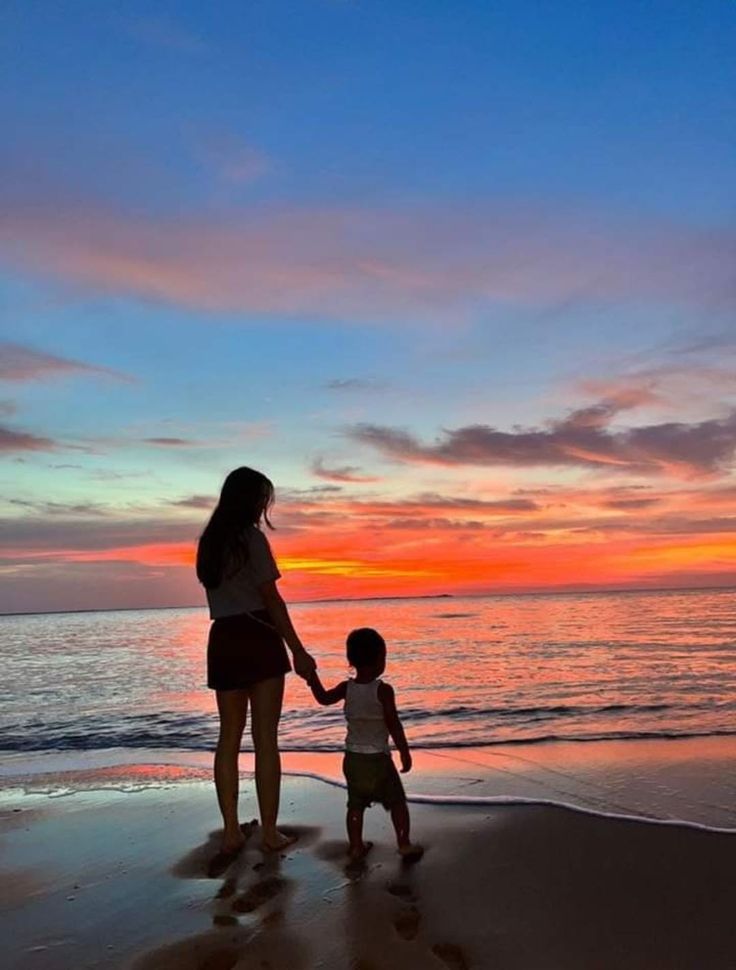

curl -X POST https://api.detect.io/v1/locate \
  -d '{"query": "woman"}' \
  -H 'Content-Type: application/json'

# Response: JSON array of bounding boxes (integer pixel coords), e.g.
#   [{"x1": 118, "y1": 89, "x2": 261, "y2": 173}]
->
[{"x1": 197, "y1": 467, "x2": 316, "y2": 854}]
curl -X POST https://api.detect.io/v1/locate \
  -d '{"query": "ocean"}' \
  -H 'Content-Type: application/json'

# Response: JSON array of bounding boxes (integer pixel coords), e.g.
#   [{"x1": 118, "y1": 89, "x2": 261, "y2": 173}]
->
[{"x1": 2, "y1": 587, "x2": 735, "y2": 755}]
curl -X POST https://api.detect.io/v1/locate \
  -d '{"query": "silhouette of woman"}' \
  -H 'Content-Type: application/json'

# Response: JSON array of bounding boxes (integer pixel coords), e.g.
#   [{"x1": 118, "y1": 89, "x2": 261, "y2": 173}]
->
[{"x1": 197, "y1": 467, "x2": 316, "y2": 854}]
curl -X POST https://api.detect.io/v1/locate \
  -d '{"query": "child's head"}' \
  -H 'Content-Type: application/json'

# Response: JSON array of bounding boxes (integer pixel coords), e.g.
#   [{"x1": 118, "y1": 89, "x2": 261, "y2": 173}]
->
[{"x1": 346, "y1": 627, "x2": 386, "y2": 675}]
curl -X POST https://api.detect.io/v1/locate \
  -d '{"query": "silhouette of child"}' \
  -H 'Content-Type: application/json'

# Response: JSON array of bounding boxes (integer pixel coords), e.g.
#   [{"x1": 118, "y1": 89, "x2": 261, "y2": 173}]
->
[{"x1": 308, "y1": 627, "x2": 424, "y2": 862}]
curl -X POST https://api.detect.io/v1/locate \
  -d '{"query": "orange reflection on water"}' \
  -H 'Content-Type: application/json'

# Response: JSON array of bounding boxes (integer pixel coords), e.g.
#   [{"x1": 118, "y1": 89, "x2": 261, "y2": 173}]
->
[{"x1": 139, "y1": 587, "x2": 736, "y2": 754}]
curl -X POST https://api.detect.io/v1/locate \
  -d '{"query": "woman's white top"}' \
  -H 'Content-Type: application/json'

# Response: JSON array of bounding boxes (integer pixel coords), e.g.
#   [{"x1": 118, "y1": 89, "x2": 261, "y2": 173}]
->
[
  {"x1": 344, "y1": 678, "x2": 390, "y2": 754},
  {"x1": 206, "y1": 527, "x2": 281, "y2": 619}
]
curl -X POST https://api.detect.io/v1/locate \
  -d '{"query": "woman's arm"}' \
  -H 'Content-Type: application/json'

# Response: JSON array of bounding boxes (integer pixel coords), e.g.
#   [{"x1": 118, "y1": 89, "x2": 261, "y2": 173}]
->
[{"x1": 259, "y1": 579, "x2": 316, "y2": 679}]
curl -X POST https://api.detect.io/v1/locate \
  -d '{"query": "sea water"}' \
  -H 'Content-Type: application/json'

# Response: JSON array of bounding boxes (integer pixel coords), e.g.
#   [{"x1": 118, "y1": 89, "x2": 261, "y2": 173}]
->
[{"x1": 2, "y1": 587, "x2": 734, "y2": 754}]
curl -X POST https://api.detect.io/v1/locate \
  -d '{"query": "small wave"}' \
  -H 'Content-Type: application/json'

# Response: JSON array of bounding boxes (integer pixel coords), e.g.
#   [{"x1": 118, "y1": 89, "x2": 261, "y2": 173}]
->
[
  {"x1": 0, "y1": 698, "x2": 699, "y2": 749},
  {"x1": 3, "y1": 725, "x2": 736, "y2": 753},
  {"x1": 1, "y1": 698, "x2": 733, "y2": 754},
  {"x1": 279, "y1": 771, "x2": 736, "y2": 835},
  {"x1": 432, "y1": 612, "x2": 477, "y2": 619},
  {"x1": 395, "y1": 701, "x2": 682, "y2": 722}
]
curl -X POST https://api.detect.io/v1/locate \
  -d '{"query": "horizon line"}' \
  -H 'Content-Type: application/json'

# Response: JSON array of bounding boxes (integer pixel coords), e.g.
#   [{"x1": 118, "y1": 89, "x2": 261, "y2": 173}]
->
[{"x1": 2, "y1": 581, "x2": 735, "y2": 620}]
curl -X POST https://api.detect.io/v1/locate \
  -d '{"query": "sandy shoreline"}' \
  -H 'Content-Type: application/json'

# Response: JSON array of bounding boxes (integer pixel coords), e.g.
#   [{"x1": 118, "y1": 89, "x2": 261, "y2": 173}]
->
[
  {"x1": 2, "y1": 764, "x2": 736, "y2": 970},
  {"x1": 4, "y1": 735, "x2": 736, "y2": 830}
]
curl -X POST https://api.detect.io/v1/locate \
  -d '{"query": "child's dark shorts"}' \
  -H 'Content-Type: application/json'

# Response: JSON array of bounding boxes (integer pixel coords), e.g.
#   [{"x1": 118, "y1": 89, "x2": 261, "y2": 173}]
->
[
  {"x1": 343, "y1": 751, "x2": 406, "y2": 811},
  {"x1": 207, "y1": 610, "x2": 291, "y2": 691}
]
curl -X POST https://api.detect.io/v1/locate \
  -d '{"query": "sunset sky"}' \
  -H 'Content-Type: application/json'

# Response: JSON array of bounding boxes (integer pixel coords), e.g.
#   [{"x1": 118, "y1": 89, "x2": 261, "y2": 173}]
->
[{"x1": 2, "y1": 1, "x2": 735, "y2": 613}]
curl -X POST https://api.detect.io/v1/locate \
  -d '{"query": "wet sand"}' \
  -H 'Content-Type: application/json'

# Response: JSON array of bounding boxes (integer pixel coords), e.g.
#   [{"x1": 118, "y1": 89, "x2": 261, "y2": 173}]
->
[
  {"x1": 6, "y1": 735, "x2": 736, "y2": 830},
  {"x1": 2, "y1": 773, "x2": 735, "y2": 970}
]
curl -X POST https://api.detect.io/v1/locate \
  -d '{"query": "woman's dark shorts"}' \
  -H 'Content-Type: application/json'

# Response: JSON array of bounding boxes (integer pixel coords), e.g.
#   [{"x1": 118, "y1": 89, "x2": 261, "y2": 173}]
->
[
  {"x1": 343, "y1": 751, "x2": 406, "y2": 811},
  {"x1": 207, "y1": 610, "x2": 291, "y2": 691}
]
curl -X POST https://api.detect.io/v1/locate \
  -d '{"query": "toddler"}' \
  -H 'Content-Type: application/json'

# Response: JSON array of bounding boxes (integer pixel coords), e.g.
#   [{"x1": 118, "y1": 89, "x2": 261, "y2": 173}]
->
[{"x1": 307, "y1": 627, "x2": 423, "y2": 862}]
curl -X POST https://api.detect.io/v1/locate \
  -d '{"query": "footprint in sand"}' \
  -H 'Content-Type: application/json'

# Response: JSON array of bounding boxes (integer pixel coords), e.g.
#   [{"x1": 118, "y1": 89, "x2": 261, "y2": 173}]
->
[
  {"x1": 386, "y1": 880, "x2": 417, "y2": 903},
  {"x1": 232, "y1": 875, "x2": 286, "y2": 914},
  {"x1": 173, "y1": 820, "x2": 257, "y2": 880},
  {"x1": 215, "y1": 877, "x2": 237, "y2": 900},
  {"x1": 431, "y1": 942, "x2": 471, "y2": 970},
  {"x1": 212, "y1": 914, "x2": 238, "y2": 927},
  {"x1": 198, "y1": 949, "x2": 239, "y2": 970},
  {"x1": 261, "y1": 908, "x2": 284, "y2": 927},
  {"x1": 393, "y1": 904, "x2": 421, "y2": 941}
]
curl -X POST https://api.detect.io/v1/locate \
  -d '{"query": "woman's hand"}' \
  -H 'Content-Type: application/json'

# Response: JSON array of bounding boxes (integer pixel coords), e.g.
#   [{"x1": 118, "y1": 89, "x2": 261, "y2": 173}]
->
[{"x1": 293, "y1": 647, "x2": 317, "y2": 680}]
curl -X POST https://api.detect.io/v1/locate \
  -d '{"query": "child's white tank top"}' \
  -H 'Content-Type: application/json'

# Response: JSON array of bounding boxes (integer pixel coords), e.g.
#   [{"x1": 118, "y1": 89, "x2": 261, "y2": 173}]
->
[{"x1": 344, "y1": 678, "x2": 390, "y2": 754}]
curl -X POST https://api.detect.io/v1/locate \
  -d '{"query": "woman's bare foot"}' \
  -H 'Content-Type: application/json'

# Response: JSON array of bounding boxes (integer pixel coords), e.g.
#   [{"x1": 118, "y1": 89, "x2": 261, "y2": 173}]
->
[
  {"x1": 398, "y1": 843, "x2": 424, "y2": 863},
  {"x1": 208, "y1": 822, "x2": 257, "y2": 877},
  {"x1": 221, "y1": 827, "x2": 247, "y2": 855},
  {"x1": 261, "y1": 828, "x2": 298, "y2": 852}
]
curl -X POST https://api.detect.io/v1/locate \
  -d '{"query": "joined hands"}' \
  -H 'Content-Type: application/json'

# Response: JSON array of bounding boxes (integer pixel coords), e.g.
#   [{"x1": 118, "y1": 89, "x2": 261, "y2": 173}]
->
[{"x1": 293, "y1": 647, "x2": 317, "y2": 680}]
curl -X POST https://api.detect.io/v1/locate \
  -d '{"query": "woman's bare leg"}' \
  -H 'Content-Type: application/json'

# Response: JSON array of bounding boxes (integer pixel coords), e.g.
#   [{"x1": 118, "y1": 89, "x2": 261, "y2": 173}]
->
[
  {"x1": 215, "y1": 689, "x2": 249, "y2": 853},
  {"x1": 248, "y1": 675, "x2": 293, "y2": 850}
]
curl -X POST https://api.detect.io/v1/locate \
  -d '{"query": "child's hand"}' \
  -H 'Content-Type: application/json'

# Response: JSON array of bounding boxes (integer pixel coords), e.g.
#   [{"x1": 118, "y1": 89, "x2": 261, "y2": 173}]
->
[{"x1": 400, "y1": 750, "x2": 412, "y2": 773}]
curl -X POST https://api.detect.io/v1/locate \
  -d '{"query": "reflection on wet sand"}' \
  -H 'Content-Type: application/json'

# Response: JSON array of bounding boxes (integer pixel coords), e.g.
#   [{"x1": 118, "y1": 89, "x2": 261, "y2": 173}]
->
[
  {"x1": 2, "y1": 772, "x2": 736, "y2": 970},
  {"x1": 138, "y1": 822, "x2": 310, "y2": 970}
]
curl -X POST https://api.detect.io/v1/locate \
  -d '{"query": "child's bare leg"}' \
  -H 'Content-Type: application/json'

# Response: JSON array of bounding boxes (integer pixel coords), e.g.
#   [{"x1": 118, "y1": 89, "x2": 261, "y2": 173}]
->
[
  {"x1": 346, "y1": 806, "x2": 372, "y2": 859},
  {"x1": 390, "y1": 799, "x2": 411, "y2": 848},
  {"x1": 391, "y1": 800, "x2": 423, "y2": 859}
]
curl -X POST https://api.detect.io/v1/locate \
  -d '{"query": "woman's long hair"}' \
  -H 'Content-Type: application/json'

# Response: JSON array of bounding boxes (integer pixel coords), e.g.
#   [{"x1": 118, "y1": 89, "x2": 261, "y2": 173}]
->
[{"x1": 196, "y1": 467, "x2": 275, "y2": 589}]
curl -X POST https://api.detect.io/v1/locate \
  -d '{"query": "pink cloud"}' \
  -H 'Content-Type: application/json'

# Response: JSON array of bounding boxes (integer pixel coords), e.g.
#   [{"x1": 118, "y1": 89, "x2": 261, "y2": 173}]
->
[
  {"x1": 0, "y1": 516, "x2": 197, "y2": 554},
  {"x1": 142, "y1": 437, "x2": 198, "y2": 447},
  {"x1": 0, "y1": 425, "x2": 56, "y2": 453},
  {"x1": 0, "y1": 342, "x2": 130, "y2": 382},
  {"x1": 579, "y1": 363, "x2": 736, "y2": 415},
  {"x1": 1, "y1": 197, "x2": 733, "y2": 321}
]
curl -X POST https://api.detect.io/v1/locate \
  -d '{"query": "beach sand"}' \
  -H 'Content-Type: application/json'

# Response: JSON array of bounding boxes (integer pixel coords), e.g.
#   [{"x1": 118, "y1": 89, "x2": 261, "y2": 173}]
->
[{"x1": 2, "y1": 764, "x2": 736, "y2": 970}]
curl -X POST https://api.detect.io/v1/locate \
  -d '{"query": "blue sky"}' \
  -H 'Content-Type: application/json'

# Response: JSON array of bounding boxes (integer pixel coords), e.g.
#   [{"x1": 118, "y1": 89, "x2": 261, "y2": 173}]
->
[
  {"x1": 2, "y1": 1, "x2": 735, "y2": 611},
  {"x1": 4, "y1": 1, "x2": 734, "y2": 217}
]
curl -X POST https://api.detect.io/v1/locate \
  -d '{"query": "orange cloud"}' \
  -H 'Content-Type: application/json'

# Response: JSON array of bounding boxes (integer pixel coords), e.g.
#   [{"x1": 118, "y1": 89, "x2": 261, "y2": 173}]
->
[
  {"x1": 615, "y1": 537, "x2": 736, "y2": 571},
  {"x1": 4, "y1": 524, "x2": 734, "y2": 605},
  {"x1": 3, "y1": 475, "x2": 735, "y2": 610},
  {"x1": 3, "y1": 541, "x2": 196, "y2": 569}
]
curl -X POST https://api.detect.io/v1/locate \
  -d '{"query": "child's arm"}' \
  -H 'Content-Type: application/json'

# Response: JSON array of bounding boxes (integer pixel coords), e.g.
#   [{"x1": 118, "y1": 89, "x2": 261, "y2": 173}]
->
[
  {"x1": 377, "y1": 682, "x2": 412, "y2": 772},
  {"x1": 307, "y1": 671, "x2": 348, "y2": 706}
]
